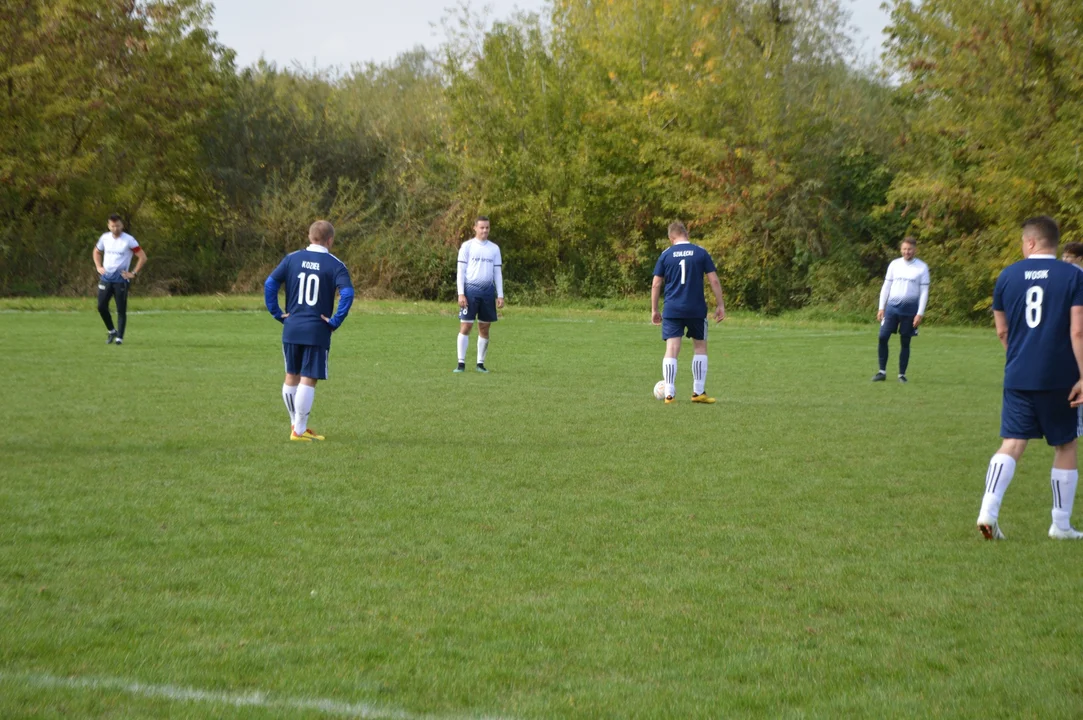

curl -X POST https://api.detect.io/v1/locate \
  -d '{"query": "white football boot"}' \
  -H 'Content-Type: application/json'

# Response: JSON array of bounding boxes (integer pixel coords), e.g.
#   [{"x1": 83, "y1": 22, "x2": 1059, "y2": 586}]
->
[{"x1": 1048, "y1": 524, "x2": 1083, "y2": 540}]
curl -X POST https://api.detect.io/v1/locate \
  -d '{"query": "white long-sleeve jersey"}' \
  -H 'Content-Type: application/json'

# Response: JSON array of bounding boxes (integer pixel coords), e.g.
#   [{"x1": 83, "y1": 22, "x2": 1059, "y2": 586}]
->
[
  {"x1": 457, "y1": 238, "x2": 503, "y2": 297},
  {"x1": 879, "y1": 257, "x2": 930, "y2": 316}
]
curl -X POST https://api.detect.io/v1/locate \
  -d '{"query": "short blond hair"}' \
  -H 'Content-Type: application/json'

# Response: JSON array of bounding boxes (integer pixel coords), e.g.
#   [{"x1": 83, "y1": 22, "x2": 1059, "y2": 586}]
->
[
  {"x1": 309, "y1": 220, "x2": 335, "y2": 245},
  {"x1": 668, "y1": 221, "x2": 688, "y2": 239}
]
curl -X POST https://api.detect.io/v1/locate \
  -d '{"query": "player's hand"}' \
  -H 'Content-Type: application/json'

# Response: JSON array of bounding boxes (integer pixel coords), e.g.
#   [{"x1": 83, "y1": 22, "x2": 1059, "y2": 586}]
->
[
  {"x1": 458, "y1": 294, "x2": 468, "y2": 309},
  {"x1": 96, "y1": 267, "x2": 106, "y2": 276},
  {"x1": 496, "y1": 297, "x2": 504, "y2": 309},
  {"x1": 913, "y1": 314, "x2": 923, "y2": 328},
  {"x1": 320, "y1": 314, "x2": 336, "y2": 329},
  {"x1": 651, "y1": 311, "x2": 662, "y2": 326},
  {"x1": 876, "y1": 309, "x2": 885, "y2": 322},
  {"x1": 714, "y1": 306, "x2": 726, "y2": 323},
  {"x1": 1070, "y1": 381, "x2": 1083, "y2": 408},
  {"x1": 121, "y1": 271, "x2": 135, "y2": 280},
  {"x1": 277, "y1": 313, "x2": 289, "y2": 324}
]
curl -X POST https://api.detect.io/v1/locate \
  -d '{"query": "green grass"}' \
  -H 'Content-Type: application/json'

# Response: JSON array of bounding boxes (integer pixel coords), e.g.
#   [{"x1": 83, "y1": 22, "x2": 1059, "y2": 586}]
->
[{"x1": 2, "y1": 299, "x2": 1082, "y2": 718}]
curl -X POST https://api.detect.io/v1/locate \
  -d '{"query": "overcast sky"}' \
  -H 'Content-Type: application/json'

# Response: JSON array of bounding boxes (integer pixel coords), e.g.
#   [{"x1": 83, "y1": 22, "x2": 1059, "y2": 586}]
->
[{"x1": 209, "y1": 0, "x2": 892, "y2": 72}]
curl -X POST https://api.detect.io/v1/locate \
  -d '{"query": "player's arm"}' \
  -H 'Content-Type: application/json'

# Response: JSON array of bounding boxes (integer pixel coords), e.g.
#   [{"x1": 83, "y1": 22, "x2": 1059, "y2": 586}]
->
[
  {"x1": 263, "y1": 258, "x2": 290, "y2": 322},
  {"x1": 322, "y1": 268, "x2": 355, "y2": 329},
  {"x1": 915, "y1": 268, "x2": 929, "y2": 327},
  {"x1": 457, "y1": 245, "x2": 468, "y2": 308},
  {"x1": 122, "y1": 246, "x2": 146, "y2": 280},
  {"x1": 1069, "y1": 306, "x2": 1083, "y2": 407},
  {"x1": 494, "y1": 249, "x2": 504, "y2": 309},
  {"x1": 877, "y1": 267, "x2": 891, "y2": 322},
  {"x1": 707, "y1": 271, "x2": 725, "y2": 323},
  {"x1": 993, "y1": 310, "x2": 1009, "y2": 351},
  {"x1": 650, "y1": 275, "x2": 664, "y2": 325},
  {"x1": 93, "y1": 246, "x2": 105, "y2": 275}
]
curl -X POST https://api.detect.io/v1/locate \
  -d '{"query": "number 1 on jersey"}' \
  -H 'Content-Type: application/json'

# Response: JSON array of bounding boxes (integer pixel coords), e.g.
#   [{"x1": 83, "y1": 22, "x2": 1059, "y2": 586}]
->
[{"x1": 679, "y1": 258, "x2": 686, "y2": 285}]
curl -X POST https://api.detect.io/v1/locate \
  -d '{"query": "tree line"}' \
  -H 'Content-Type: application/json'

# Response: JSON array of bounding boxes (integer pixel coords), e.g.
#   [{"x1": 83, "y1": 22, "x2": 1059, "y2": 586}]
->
[{"x1": 2, "y1": 0, "x2": 1081, "y2": 321}]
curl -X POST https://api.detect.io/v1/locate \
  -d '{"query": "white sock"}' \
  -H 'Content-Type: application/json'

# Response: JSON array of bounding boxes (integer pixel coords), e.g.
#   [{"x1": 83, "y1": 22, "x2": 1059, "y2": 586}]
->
[
  {"x1": 478, "y1": 337, "x2": 489, "y2": 365},
  {"x1": 282, "y1": 383, "x2": 298, "y2": 427},
  {"x1": 692, "y1": 354, "x2": 708, "y2": 395},
  {"x1": 663, "y1": 357, "x2": 677, "y2": 398},
  {"x1": 457, "y1": 333, "x2": 470, "y2": 364},
  {"x1": 979, "y1": 453, "x2": 1016, "y2": 522},
  {"x1": 1051, "y1": 468, "x2": 1078, "y2": 530},
  {"x1": 294, "y1": 384, "x2": 315, "y2": 436}
]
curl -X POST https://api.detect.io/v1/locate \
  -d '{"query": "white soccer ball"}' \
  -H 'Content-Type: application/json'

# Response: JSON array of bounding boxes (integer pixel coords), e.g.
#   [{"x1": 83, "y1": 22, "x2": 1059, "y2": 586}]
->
[{"x1": 653, "y1": 380, "x2": 666, "y2": 400}]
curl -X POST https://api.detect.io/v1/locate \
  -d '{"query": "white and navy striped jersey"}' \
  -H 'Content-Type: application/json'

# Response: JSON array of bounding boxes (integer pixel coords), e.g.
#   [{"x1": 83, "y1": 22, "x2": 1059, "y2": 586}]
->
[
  {"x1": 457, "y1": 238, "x2": 503, "y2": 298},
  {"x1": 879, "y1": 257, "x2": 930, "y2": 316},
  {"x1": 96, "y1": 232, "x2": 140, "y2": 282}
]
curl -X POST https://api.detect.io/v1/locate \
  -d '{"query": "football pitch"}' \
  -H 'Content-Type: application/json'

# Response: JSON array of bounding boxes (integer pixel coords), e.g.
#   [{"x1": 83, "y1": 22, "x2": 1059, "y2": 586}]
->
[{"x1": 2, "y1": 298, "x2": 1082, "y2": 718}]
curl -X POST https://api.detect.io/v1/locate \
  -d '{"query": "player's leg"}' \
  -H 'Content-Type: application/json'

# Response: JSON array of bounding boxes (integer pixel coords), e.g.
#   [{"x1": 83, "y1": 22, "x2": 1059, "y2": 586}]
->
[
  {"x1": 456, "y1": 322, "x2": 472, "y2": 372},
  {"x1": 282, "y1": 344, "x2": 303, "y2": 436},
  {"x1": 1045, "y1": 396, "x2": 1082, "y2": 538},
  {"x1": 456, "y1": 295, "x2": 475, "y2": 371},
  {"x1": 690, "y1": 325, "x2": 714, "y2": 403},
  {"x1": 477, "y1": 322, "x2": 491, "y2": 371},
  {"x1": 978, "y1": 389, "x2": 1035, "y2": 539},
  {"x1": 662, "y1": 320, "x2": 682, "y2": 401},
  {"x1": 292, "y1": 346, "x2": 329, "y2": 440},
  {"x1": 113, "y1": 281, "x2": 129, "y2": 343},
  {"x1": 97, "y1": 282, "x2": 117, "y2": 342},
  {"x1": 897, "y1": 315, "x2": 914, "y2": 381},
  {"x1": 874, "y1": 313, "x2": 897, "y2": 381}
]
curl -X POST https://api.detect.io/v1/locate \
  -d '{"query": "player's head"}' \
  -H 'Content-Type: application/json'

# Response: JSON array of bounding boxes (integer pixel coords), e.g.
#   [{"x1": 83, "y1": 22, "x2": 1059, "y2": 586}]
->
[
  {"x1": 1061, "y1": 241, "x2": 1083, "y2": 266},
  {"x1": 474, "y1": 216, "x2": 490, "y2": 240},
  {"x1": 900, "y1": 237, "x2": 916, "y2": 261},
  {"x1": 1021, "y1": 216, "x2": 1059, "y2": 258},
  {"x1": 309, "y1": 220, "x2": 335, "y2": 248},
  {"x1": 107, "y1": 214, "x2": 124, "y2": 236},
  {"x1": 668, "y1": 221, "x2": 688, "y2": 244}
]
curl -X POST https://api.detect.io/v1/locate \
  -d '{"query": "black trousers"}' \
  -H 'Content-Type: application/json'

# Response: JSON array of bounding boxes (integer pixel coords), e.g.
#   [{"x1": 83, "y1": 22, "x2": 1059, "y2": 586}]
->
[{"x1": 97, "y1": 281, "x2": 129, "y2": 338}]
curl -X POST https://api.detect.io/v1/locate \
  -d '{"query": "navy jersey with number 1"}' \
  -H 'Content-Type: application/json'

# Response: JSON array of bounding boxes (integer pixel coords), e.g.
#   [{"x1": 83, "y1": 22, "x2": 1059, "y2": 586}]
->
[
  {"x1": 653, "y1": 242, "x2": 717, "y2": 318},
  {"x1": 993, "y1": 255, "x2": 1083, "y2": 391},
  {"x1": 264, "y1": 245, "x2": 354, "y2": 349}
]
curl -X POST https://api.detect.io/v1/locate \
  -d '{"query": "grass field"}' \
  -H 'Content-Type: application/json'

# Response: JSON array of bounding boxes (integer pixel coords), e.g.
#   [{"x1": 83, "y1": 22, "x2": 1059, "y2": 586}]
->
[{"x1": 2, "y1": 297, "x2": 1082, "y2": 718}]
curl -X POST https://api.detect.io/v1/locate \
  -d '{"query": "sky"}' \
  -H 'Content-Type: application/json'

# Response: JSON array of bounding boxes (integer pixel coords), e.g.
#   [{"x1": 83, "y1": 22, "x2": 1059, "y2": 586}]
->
[{"x1": 209, "y1": 0, "x2": 893, "y2": 72}]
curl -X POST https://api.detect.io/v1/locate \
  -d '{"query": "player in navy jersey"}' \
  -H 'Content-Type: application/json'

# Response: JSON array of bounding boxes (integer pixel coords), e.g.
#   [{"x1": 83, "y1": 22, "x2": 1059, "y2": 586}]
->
[
  {"x1": 264, "y1": 220, "x2": 354, "y2": 442},
  {"x1": 651, "y1": 221, "x2": 726, "y2": 404},
  {"x1": 92, "y1": 214, "x2": 147, "y2": 345},
  {"x1": 977, "y1": 216, "x2": 1083, "y2": 540}
]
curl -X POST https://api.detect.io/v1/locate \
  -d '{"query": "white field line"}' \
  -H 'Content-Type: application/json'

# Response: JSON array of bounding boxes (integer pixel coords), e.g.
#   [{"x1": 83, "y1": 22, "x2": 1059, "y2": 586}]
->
[{"x1": 0, "y1": 671, "x2": 515, "y2": 720}]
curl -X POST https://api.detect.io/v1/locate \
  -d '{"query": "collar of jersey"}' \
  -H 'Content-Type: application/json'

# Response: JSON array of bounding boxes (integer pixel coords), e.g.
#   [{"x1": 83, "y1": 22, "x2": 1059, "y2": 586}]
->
[
  {"x1": 1030, "y1": 254, "x2": 1055, "y2": 259},
  {"x1": 472, "y1": 237, "x2": 489, "y2": 243},
  {"x1": 673, "y1": 240, "x2": 690, "y2": 245},
  {"x1": 306, "y1": 244, "x2": 330, "y2": 254}
]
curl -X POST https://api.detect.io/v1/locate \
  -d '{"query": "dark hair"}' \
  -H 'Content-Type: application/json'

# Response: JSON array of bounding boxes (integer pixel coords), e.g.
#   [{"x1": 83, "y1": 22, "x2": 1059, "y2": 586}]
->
[
  {"x1": 1022, "y1": 215, "x2": 1060, "y2": 248},
  {"x1": 668, "y1": 221, "x2": 688, "y2": 238},
  {"x1": 901, "y1": 236, "x2": 916, "y2": 246},
  {"x1": 475, "y1": 216, "x2": 490, "y2": 224},
  {"x1": 108, "y1": 214, "x2": 123, "y2": 223},
  {"x1": 1062, "y1": 241, "x2": 1083, "y2": 257}
]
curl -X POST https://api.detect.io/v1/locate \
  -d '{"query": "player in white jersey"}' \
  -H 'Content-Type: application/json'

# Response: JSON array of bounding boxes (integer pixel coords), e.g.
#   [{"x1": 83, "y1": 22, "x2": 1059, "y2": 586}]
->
[
  {"x1": 873, "y1": 237, "x2": 929, "y2": 383},
  {"x1": 92, "y1": 214, "x2": 147, "y2": 346},
  {"x1": 454, "y1": 216, "x2": 504, "y2": 373}
]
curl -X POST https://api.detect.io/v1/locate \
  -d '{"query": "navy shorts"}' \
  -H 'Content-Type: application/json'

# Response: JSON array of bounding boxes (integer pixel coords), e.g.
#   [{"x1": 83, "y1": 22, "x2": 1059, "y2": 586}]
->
[
  {"x1": 1001, "y1": 388, "x2": 1082, "y2": 446},
  {"x1": 662, "y1": 317, "x2": 708, "y2": 341},
  {"x1": 283, "y1": 342, "x2": 329, "y2": 380},
  {"x1": 459, "y1": 293, "x2": 498, "y2": 323},
  {"x1": 880, "y1": 310, "x2": 917, "y2": 338}
]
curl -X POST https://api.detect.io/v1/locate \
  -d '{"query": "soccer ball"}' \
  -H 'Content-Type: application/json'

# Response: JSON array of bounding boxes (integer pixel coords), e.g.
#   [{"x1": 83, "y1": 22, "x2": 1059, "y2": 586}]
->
[{"x1": 653, "y1": 380, "x2": 666, "y2": 400}]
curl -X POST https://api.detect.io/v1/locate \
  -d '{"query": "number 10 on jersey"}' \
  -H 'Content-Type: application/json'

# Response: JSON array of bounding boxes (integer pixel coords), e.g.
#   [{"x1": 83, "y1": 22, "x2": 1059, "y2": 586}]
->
[{"x1": 297, "y1": 272, "x2": 320, "y2": 306}]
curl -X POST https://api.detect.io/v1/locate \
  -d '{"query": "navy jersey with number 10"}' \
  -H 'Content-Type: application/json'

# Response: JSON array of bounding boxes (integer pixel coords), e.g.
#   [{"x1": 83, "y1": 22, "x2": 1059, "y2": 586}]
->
[
  {"x1": 653, "y1": 242, "x2": 718, "y2": 318},
  {"x1": 993, "y1": 256, "x2": 1083, "y2": 391},
  {"x1": 265, "y1": 246, "x2": 354, "y2": 349}
]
